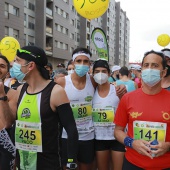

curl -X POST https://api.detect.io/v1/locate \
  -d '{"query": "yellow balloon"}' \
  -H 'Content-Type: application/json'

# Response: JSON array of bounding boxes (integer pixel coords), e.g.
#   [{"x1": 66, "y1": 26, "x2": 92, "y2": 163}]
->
[
  {"x1": 157, "y1": 34, "x2": 170, "y2": 47},
  {"x1": 0, "y1": 36, "x2": 20, "y2": 62},
  {"x1": 73, "y1": 0, "x2": 109, "y2": 20}
]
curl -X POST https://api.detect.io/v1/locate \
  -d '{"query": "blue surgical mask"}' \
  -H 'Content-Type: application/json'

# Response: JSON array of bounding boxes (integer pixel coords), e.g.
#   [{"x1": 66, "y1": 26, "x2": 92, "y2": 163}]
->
[
  {"x1": 9, "y1": 67, "x2": 15, "y2": 78},
  {"x1": 131, "y1": 73, "x2": 135, "y2": 78},
  {"x1": 11, "y1": 62, "x2": 29, "y2": 82},
  {"x1": 75, "y1": 64, "x2": 89, "y2": 77},
  {"x1": 141, "y1": 69, "x2": 161, "y2": 87}
]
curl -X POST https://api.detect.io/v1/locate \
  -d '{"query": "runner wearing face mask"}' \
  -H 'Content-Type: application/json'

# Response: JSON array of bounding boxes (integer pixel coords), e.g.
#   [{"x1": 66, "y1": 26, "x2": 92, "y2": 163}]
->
[
  {"x1": 66, "y1": 60, "x2": 75, "y2": 75},
  {"x1": 114, "y1": 50, "x2": 170, "y2": 170},
  {"x1": 56, "y1": 47, "x2": 96, "y2": 170},
  {"x1": 92, "y1": 59, "x2": 125, "y2": 170},
  {"x1": 2, "y1": 46, "x2": 78, "y2": 170}
]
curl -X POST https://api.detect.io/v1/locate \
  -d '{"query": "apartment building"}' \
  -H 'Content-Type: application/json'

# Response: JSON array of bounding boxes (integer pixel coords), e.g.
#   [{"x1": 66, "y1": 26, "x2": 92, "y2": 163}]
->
[{"x1": 0, "y1": 0, "x2": 130, "y2": 67}]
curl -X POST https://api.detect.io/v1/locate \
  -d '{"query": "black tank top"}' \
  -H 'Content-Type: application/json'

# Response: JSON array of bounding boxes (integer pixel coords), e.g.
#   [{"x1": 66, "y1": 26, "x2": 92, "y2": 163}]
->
[{"x1": 16, "y1": 81, "x2": 63, "y2": 170}]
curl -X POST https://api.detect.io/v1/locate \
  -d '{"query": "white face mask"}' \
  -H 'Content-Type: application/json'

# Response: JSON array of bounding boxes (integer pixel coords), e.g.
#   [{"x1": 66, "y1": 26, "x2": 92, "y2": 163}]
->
[
  {"x1": 93, "y1": 72, "x2": 108, "y2": 85},
  {"x1": 68, "y1": 69, "x2": 74, "y2": 75}
]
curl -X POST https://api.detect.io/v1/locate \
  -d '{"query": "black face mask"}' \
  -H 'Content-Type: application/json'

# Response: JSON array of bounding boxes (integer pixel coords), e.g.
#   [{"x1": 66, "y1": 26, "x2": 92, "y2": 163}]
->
[{"x1": 165, "y1": 65, "x2": 170, "y2": 77}]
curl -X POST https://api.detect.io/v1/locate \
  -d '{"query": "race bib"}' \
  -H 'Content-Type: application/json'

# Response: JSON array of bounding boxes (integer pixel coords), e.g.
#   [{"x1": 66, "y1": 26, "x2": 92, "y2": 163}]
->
[
  {"x1": 71, "y1": 102, "x2": 93, "y2": 133},
  {"x1": 15, "y1": 120, "x2": 42, "y2": 152},
  {"x1": 92, "y1": 108, "x2": 114, "y2": 127},
  {"x1": 71, "y1": 102, "x2": 92, "y2": 119},
  {"x1": 133, "y1": 121, "x2": 167, "y2": 141}
]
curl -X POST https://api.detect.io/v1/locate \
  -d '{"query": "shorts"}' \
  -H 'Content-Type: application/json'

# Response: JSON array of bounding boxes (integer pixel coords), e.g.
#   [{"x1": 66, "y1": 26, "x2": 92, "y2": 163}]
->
[
  {"x1": 62, "y1": 138, "x2": 95, "y2": 165},
  {"x1": 95, "y1": 139, "x2": 125, "y2": 152}
]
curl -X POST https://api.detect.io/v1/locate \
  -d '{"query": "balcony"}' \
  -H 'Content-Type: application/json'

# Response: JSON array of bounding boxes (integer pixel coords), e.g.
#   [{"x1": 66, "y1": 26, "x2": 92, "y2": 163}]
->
[
  {"x1": 46, "y1": 7, "x2": 53, "y2": 20},
  {"x1": 46, "y1": 27, "x2": 52, "y2": 34},
  {"x1": 46, "y1": 46, "x2": 53, "y2": 56}
]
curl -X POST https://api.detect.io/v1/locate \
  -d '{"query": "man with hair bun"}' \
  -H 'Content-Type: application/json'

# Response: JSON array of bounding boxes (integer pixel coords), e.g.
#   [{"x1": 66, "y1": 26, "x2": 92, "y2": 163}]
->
[{"x1": 1, "y1": 45, "x2": 78, "y2": 170}]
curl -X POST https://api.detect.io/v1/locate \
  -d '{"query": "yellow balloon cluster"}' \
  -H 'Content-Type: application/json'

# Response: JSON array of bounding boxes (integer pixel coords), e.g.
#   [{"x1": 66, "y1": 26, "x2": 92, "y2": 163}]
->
[
  {"x1": 157, "y1": 34, "x2": 170, "y2": 47},
  {"x1": 0, "y1": 37, "x2": 20, "y2": 62},
  {"x1": 73, "y1": 0, "x2": 109, "y2": 20}
]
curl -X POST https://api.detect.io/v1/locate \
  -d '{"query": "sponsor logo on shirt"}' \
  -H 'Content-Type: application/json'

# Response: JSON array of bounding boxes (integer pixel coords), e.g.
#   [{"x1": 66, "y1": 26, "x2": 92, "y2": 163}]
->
[
  {"x1": 130, "y1": 112, "x2": 142, "y2": 118},
  {"x1": 162, "y1": 112, "x2": 170, "y2": 121},
  {"x1": 21, "y1": 108, "x2": 31, "y2": 119},
  {"x1": 85, "y1": 96, "x2": 93, "y2": 102}
]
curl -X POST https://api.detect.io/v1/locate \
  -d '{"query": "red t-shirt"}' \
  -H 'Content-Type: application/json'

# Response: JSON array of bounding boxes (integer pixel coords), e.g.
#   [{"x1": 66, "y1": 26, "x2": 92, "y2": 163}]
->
[{"x1": 114, "y1": 88, "x2": 170, "y2": 170}]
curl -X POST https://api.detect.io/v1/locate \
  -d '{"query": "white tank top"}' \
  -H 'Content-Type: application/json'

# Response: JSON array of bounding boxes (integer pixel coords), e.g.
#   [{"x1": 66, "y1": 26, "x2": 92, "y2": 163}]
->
[
  {"x1": 92, "y1": 84, "x2": 119, "y2": 140},
  {"x1": 62, "y1": 74, "x2": 95, "y2": 140}
]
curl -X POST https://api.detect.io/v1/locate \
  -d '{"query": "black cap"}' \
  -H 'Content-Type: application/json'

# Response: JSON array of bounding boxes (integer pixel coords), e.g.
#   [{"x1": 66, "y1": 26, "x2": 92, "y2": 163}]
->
[
  {"x1": 46, "y1": 62, "x2": 53, "y2": 69},
  {"x1": 17, "y1": 46, "x2": 47, "y2": 67},
  {"x1": 93, "y1": 59, "x2": 110, "y2": 73}
]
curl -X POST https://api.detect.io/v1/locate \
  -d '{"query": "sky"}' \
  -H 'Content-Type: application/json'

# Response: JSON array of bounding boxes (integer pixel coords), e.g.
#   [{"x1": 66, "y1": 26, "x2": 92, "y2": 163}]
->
[{"x1": 117, "y1": 0, "x2": 170, "y2": 62}]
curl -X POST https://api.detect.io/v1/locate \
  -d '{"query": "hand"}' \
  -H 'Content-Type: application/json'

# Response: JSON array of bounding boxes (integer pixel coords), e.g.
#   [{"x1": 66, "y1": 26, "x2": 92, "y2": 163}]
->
[
  {"x1": 150, "y1": 141, "x2": 170, "y2": 157},
  {"x1": 115, "y1": 84, "x2": 127, "y2": 99},
  {"x1": 132, "y1": 139, "x2": 153, "y2": 159}
]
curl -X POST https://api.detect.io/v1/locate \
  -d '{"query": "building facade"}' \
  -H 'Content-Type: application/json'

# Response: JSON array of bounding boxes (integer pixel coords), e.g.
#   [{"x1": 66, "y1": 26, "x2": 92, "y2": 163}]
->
[{"x1": 0, "y1": 0, "x2": 130, "y2": 68}]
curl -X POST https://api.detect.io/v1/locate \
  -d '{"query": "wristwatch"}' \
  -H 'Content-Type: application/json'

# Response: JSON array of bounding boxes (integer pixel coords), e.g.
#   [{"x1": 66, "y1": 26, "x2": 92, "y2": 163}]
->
[
  {"x1": 66, "y1": 163, "x2": 77, "y2": 169},
  {"x1": 0, "y1": 96, "x2": 8, "y2": 101}
]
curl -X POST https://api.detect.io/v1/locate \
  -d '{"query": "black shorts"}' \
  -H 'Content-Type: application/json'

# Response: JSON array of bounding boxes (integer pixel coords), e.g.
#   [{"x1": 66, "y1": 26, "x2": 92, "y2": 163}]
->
[
  {"x1": 95, "y1": 139, "x2": 125, "y2": 152},
  {"x1": 62, "y1": 138, "x2": 95, "y2": 165}
]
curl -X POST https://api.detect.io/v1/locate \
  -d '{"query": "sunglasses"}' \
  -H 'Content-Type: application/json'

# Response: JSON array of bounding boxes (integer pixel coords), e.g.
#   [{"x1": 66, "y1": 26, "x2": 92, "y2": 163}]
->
[{"x1": 17, "y1": 49, "x2": 40, "y2": 58}]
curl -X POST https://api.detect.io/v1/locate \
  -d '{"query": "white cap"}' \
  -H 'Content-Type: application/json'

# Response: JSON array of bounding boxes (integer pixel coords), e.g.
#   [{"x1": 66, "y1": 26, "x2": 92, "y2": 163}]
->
[
  {"x1": 162, "y1": 50, "x2": 170, "y2": 58},
  {"x1": 112, "y1": 65, "x2": 121, "y2": 72},
  {"x1": 128, "y1": 64, "x2": 135, "y2": 70},
  {"x1": 133, "y1": 64, "x2": 141, "y2": 71}
]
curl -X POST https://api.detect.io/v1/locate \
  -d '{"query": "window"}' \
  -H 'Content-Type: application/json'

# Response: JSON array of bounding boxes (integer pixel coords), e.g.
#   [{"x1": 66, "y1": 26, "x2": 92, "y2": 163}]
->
[
  {"x1": 70, "y1": 19, "x2": 74, "y2": 26},
  {"x1": 77, "y1": 33, "x2": 80, "y2": 42},
  {"x1": 4, "y1": 3, "x2": 9, "y2": 18},
  {"x1": 70, "y1": 47, "x2": 74, "y2": 53},
  {"x1": 28, "y1": 35, "x2": 35, "y2": 45},
  {"x1": 13, "y1": 29, "x2": 19, "y2": 39},
  {"x1": 63, "y1": 28, "x2": 68, "y2": 35},
  {"x1": 70, "y1": 33, "x2": 74, "y2": 40},
  {"x1": 5, "y1": 3, "x2": 8, "y2": 11},
  {"x1": 24, "y1": 0, "x2": 27, "y2": 7},
  {"x1": 77, "y1": 20, "x2": 80, "y2": 29},
  {"x1": 5, "y1": 27, "x2": 9, "y2": 36},
  {"x1": 28, "y1": 2, "x2": 35, "y2": 11},
  {"x1": 87, "y1": 34, "x2": 90, "y2": 41},
  {"x1": 28, "y1": 16, "x2": 35, "y2": 30},
  {"x1": 60, "y1": 42, "x2": 63, "y2": 49},
  {"x1": 71, "y1": 5, "x2": 74, "y2": 12},
  {"x1": 13, "y1": 6, "x2": 19, "y2": 16},
  {"x1": 64, "y1": 44, "x2": 68, "y2": 50},
  {"x1": 24, "y1": 14, "x2": 27, "y2": 26}
]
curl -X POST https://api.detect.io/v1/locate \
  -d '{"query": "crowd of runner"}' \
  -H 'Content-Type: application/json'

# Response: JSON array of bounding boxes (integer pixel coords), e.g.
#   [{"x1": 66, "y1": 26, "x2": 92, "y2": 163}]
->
[{"x1": 0, "y1": 46, "x2": 170, "y2": 170}]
